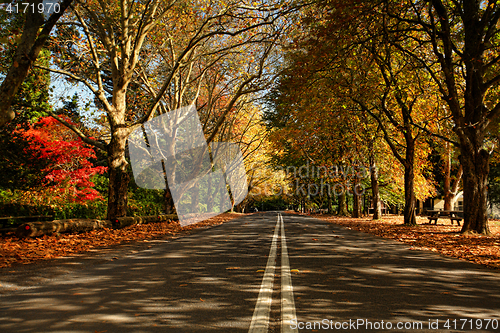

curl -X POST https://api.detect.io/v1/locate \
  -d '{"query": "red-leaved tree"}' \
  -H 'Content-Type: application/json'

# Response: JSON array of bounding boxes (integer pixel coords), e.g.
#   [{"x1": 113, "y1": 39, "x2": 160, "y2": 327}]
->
[{"x1": 17, "y1": 116, "x2": 107, "y2": 204}]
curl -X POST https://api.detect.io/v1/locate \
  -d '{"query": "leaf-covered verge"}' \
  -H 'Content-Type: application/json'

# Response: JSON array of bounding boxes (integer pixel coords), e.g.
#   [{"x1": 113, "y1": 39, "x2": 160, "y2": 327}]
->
[
  {"x1": 311, "y1": 214, "x2": 500, "y2": 270},
  {"x1": 0, "y1": 213, "x2": 245, "y2": 268}
]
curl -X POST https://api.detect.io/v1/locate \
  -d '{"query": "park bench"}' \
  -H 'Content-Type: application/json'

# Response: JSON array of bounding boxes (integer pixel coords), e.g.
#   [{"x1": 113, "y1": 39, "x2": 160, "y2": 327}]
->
[{"x1": 425, "y1": 210, "x2": 462, "y2": 226}]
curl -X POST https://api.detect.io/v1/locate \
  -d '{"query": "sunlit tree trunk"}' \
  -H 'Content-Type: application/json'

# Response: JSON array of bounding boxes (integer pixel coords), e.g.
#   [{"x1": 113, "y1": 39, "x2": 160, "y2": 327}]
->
[
  {"x1": 338, "y1": 189, "x2": 348, "y2": 216},
  {"x1": 106, "y1": 127, "x2": 130, "y2": 220}
]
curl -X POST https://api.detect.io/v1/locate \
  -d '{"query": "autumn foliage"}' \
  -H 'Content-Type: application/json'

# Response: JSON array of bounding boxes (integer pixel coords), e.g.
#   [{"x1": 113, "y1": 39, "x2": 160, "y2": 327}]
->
[
  {"x1": 312, "y1": 214, "x2": 500, "y2": 270},
  {"x1": 0, "y1": 213, "x2": 241, "y2": 268},
  {"x1": 14, "y1": 116, "x2": 106, "y2": 204}
]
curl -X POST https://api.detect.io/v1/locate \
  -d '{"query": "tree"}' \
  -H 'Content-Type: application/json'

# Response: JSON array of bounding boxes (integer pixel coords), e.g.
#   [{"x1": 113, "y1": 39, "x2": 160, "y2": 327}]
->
[
  {"x1": 16, "y1": 116, "x2": 107, "y2": 202},
  {"x1": 352, "y1": 43, "x2": 435, "y2": 225},
  {"x1": 39, "y1": 0, "x2": 289, "y2": 219},
  {"x1": 0, "y1": 13, "x2": 54, "y2": 190},
  {"x1": 378, "y1": 0, "x2": 500, "y2": 234},
  {"x1": 265, "y1": 71, "x2": 374, "y2": 217},
  {"x1": 0, "y1": 0, "x2": 73, "y2": 126},
  {"x1": 442, "y1": 142, "x2": 463, "y2": 210},
  {"x1": 1, "y1": 115, "x2": 106, "y2": 217},
  {"x1": 265, "y1": 2, "x2": 437, "y2": 223}
]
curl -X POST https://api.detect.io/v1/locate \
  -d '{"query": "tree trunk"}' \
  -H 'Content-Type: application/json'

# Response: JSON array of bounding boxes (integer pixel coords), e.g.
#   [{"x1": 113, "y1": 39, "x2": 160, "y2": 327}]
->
[
  {"x1": 0, "y1": 8, "x2": 44, "y2": 125},
  {"x1": 443, "y1": 142, "x2": 453, "y2": 211},
  {"x1": 106, "y1": 130, "x2": 130, "y2": 220},
  {"x1": 370, "y1": 156, "x2": 382, "y2": 220},
  {"x1": 17, "y1": 215, "x2": 177, "y2": 238},
  {"x1": 459, "y1": 140, "x2": 491, "y2": 235},
  {"x1": 403, "y1": 167, "x2": 417, "y2": 225},
  {"x1": 351, "y1": 178, "x2": 362, "y2": 218},
  {"x1": 164, "y1": 187, "x2": 176, "y2": 214},
  {"x1": 403, "y1": 135, "x2": 417, "y2": 225},
  {"x1": 0, "y1": 0, "x2": 73, "y2": 126},
  {"x1": 338, "y1": 189, "x2": 348, "y2": 216}
]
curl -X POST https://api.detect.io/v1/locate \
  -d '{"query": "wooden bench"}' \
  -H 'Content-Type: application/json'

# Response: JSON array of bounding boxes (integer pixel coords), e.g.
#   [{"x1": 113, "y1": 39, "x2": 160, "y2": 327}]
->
[
  {"x1": 427, "y1": 216, "x2": 462, "y2": 226},
  {"x1": 426, "y1": 210, "x2": 462, "y2": 226}
]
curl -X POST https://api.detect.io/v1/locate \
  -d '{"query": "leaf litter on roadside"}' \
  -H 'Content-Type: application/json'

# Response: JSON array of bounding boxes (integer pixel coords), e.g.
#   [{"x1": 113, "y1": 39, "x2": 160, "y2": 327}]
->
[
  {"x1": 311, "y1": 214, "x2": 500, "y2": 270},
  {"x1": 0, "y1": 213, "x2": 243, "y2": 268}
]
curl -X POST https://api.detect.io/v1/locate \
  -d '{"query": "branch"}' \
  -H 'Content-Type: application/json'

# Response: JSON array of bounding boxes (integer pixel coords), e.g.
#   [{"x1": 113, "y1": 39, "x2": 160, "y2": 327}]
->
[
  {"x1": 34, "y1": 64, "x2": 113, "y2": 112},
  {"x1": 49, "y1": 113, "x2": 108, "y2": 151},
  {"x1": 354, "y1": 98, "x2": 406, "y2": 166},
  {"x1": 135, "y1": 10, "x2": 283, "y2": 126},
  {"x1": 409, "y1": 120, "x2": 460, "y2": 146},
  {"x1": 205, "y1": 40, "x2": 275, "y2": 144}
]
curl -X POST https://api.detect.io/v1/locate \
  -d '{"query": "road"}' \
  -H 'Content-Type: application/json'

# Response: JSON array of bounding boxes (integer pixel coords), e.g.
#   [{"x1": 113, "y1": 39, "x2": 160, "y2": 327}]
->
[{"x1": 1, "y1": 212, "x2": 500, "y2": 332}]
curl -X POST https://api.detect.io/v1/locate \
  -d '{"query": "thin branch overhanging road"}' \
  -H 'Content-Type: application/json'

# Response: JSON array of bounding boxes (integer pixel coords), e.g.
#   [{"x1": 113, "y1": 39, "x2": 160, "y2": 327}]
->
[{"x1": 1, "y1": 212, "x2": 500, "y2": 332}]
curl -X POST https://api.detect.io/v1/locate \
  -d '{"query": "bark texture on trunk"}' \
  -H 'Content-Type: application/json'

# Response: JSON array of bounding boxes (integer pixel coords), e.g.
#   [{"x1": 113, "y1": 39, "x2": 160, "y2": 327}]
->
[
  {"x1": 403, "y1": 130, "x2": 417, "y2": 225},
  {"x1": 403, "y1": 165, "x2": 417, "y2": 225},
  {"x1": 338, "y1": 189, "x2": 348, "y2": 216},
  {"x1": 163, "y1": 187, "x2": 176, "y2": 214},
  {"x1": 443, "y1": 142, "x2": 463, "y2": 211},
  {"x1": 370, "y1": 157, "x2": 382, "y2": 220},
  {"x1": 106, "y1": 129, "x2": 130, "y2": 220},
  {"x1": 351, "y1": 178, "x2": 362, "y2": 218},
  {"x1": 403, "y1": 134, "x2": 416, "y2": 225},
  {"x1": 459, "y1": 144, "x2": 491, "y2": 235},
  {"x1": 443, "y1": 143, "x2": 453, "y2": 211}
]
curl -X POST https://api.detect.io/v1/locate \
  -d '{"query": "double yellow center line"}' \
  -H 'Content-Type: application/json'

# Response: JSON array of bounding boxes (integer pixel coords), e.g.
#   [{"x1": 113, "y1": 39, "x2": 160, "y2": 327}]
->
[{"x1": 248, "y1": 213, "x2": 298, "y2": 333}]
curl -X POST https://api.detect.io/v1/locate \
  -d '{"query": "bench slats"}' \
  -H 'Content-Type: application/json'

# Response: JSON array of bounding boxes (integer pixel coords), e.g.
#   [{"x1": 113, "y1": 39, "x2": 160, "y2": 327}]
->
[{"x1": 427, "y1": 216, "x2": 462, "y2": 226}]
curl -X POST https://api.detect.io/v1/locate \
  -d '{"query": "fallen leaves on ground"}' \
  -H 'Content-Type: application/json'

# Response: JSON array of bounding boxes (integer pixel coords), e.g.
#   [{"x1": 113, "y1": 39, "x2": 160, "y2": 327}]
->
[
  {"x1": 0, "y1": 213, "x2": 244, "y2": 268},
  {"x1": 311, "y1": 214, "x2": 500, "y2": 270}
]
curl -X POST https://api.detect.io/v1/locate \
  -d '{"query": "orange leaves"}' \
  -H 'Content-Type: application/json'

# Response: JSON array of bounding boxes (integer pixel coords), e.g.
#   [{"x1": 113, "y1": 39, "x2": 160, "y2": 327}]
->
[
  {"x1": 313, "y1": 214, "x2": 500, "y2": 270},
  {"x1": 0, "y1": 213, "x2": 241, "y2": 268}
]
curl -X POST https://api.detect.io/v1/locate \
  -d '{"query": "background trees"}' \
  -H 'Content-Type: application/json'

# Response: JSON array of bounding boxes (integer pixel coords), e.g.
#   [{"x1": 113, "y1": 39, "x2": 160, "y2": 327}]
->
[
  {"x1": 262, "y1": 0, "x2": 499, "y2": 234},
  {"x1": 1, "y1": 0, "x2": 499, "y2": 232},
  {"x1": 37, "y1": 0, "x2": 288, "y2": 219},
  {"x1": 0, "y1": 0, "x2": 73, "y2": 126},
  {"x1": 367, "y1": 0, "x2": 500, "y2": 234},
  {"x1": 265, "y1": 1, "x2": 437, "y2": 221}
]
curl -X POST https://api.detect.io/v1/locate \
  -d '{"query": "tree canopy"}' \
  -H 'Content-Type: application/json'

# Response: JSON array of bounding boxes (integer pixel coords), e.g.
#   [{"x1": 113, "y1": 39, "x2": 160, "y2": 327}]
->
[{"x1": 1, "y1": 0, "x2": 499, "y2": 235}]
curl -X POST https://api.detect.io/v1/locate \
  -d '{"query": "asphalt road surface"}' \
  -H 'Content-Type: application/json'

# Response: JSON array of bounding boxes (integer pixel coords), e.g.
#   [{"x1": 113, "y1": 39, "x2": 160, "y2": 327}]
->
[{"x1": 1, "y1": 212, "x2": 500, "y2": 332}]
